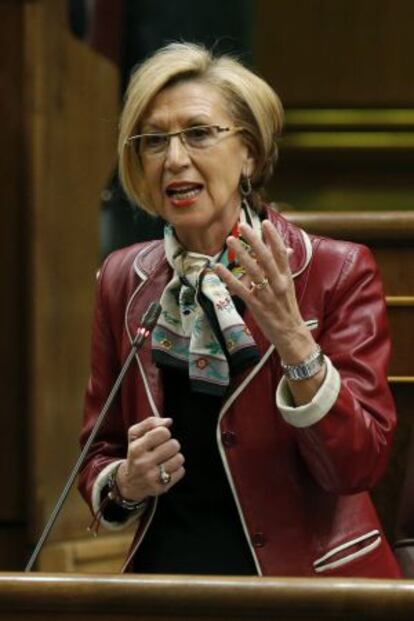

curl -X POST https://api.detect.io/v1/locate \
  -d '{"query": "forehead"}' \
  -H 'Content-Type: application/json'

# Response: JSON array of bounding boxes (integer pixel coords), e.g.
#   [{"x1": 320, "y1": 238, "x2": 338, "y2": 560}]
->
[{"x1": 142, "y1": 80, "x2": 231, "y2": 128}]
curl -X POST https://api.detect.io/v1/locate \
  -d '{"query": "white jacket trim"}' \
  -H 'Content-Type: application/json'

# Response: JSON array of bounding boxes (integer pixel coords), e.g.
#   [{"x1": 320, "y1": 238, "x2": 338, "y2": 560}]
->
[
  {"x1": 291, "y1": 230, "x2": 312, "y2": 278},
  {"x1": 216, "y1": 344, "x2": 276, "y2": 577},
  {"x1": 313, "y1": 529, "x2": 381, "y2": 573},
  {"x1": 124, "y1": 278, "x2": 161, "y2": 419}
]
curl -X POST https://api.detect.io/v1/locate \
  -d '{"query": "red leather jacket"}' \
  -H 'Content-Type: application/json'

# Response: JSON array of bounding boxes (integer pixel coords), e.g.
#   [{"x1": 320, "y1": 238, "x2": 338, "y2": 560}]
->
[{"x1": 79, "y1": 208, "x2": 401, "y2": 577}]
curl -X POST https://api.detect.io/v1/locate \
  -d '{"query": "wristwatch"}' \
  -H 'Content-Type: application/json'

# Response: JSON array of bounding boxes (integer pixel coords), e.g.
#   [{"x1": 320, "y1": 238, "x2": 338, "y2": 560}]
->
[
  {"x1": 107, "y1": 464, "x2": 147, "y2": 512},
  {"x1": 281, "y1": 346, "x2": 325, "y2": 381}
]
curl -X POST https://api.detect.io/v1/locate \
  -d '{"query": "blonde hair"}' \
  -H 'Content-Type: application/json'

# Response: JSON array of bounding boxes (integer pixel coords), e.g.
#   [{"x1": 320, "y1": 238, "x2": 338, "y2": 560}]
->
[{"x1": 118, "y1": 42, "x2": 284, "y2": 215}]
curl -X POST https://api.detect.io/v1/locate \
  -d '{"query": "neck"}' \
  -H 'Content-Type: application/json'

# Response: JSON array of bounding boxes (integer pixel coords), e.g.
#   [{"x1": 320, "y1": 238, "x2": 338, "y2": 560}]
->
[{"x1": 175, "y1": 205, "x2": 241, "y2": 256}]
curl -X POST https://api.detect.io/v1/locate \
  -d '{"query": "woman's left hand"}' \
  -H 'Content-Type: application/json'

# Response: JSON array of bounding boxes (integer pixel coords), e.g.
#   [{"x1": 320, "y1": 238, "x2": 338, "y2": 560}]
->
[{"x1": 214, "y1": 219, "x2": 315, "y2": 366}]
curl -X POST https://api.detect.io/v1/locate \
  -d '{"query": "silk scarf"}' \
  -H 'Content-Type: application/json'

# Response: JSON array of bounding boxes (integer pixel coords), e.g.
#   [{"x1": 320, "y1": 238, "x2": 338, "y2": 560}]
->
[{"x1": 152, "y1": 202, "x2": 262, "y2": 395}]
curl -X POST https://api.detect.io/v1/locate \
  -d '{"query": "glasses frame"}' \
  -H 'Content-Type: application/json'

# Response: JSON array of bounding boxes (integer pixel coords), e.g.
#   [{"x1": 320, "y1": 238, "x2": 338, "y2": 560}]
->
[{"x1": 126, "y1": 124, "x2": 243, "y2": 157}]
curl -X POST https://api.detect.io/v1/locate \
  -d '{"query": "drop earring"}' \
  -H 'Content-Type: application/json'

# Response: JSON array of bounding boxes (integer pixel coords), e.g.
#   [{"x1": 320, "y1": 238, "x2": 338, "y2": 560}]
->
[{"x1": 239, "y1": 175, "x2": 252, "y2": 197}]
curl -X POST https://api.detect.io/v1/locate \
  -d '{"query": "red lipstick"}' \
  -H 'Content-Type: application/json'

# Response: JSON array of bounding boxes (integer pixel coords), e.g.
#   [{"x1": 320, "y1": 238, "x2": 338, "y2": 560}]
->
[{"x1": 165, "y1": 181, "x2": 203, "y2": 208}]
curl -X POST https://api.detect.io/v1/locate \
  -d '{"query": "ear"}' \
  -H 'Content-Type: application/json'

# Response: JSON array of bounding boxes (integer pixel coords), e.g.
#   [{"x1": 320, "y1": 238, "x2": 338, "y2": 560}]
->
[{"x1": 242, "y1": 150, "x2": 256, "y2": 178}]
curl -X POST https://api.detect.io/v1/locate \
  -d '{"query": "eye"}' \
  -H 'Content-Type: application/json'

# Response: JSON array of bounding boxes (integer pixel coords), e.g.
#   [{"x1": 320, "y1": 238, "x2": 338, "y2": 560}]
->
[
  {"x1": 142, "y1": 133, "x2": 168, "y2": 151},
  {"x1": 185, "y1": 126, "x2": 215, "y2": 145}
]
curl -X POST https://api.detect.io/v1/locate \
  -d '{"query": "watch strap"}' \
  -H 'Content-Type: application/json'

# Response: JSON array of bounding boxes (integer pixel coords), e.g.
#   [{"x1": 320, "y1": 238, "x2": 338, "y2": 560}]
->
[{"x1": 281, "y1": 346, "x2": 325, "y2": 381}]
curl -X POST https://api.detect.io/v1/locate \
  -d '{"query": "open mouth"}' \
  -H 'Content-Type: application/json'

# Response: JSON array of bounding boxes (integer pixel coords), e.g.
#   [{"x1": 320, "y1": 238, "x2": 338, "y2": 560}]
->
[{"x1": 166, "y1": 183, "x2": 203, "y2": 201}]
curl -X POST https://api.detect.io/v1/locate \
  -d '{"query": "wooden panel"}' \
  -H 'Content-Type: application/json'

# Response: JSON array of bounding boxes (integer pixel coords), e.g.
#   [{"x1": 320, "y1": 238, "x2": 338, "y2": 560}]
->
[
  {"x1": 0, "y1": 1, "x2": 27, "y2": 525},
  {"x1": 376, "y1": 249, "x2": 414, "y2": 297},
  {"x1": 283, "y1": 210, "x2": 414, "y2": 243},
  {"x1": 373, "y1": 384, "x2": 414, "y2": 537},
  {"x1": 0, "y1": 530, "x2": 27, "y2": 572},
  {"x1": 254, "y1": 2, "x2": 414, "y2": 213},
  {"x1": 255, "y1": 0, "x2": 414, "y2": 107},
  {"x1": 22, "y1": 0, "x2": 119, "y2": 547},
  {"x1": 38, "y1": 533, "x2": 134, "y2": 574},
  {"x1": 2, "y1": 574, "x2": 414, "y2": 620},
  {"x1": 388, "y1": 305, "x2": 414, "y2": 378}
]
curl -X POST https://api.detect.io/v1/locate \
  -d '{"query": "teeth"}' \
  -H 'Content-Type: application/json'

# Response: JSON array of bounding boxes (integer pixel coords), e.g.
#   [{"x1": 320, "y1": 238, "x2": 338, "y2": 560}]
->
[{"x1": 169, "y1": 187, "x2": 201, "y2": 199}]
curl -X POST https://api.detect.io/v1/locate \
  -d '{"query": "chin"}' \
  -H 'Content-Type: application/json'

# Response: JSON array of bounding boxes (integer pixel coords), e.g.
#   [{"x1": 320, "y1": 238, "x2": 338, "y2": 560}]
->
[{"x1": 166, "y1": 205, "x2": 207, "y2": 225}]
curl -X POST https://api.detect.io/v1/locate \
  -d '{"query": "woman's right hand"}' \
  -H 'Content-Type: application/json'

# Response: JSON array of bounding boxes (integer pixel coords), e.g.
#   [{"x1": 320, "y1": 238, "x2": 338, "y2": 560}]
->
[{"x1": 115, "y1": 417, "x2": 185, "y2": 502}]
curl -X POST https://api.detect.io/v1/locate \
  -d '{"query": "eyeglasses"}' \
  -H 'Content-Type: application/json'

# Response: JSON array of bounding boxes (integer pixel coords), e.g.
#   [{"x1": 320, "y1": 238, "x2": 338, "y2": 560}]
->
[{"x1": 126, "y1": 124, "x2": 242, "y2": 157}]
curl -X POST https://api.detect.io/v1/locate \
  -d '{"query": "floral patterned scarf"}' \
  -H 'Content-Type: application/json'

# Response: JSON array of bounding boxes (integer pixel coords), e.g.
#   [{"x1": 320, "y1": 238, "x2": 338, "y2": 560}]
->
[{"x1": 152, "y1": 202, "x2": 261, "y2": 396}]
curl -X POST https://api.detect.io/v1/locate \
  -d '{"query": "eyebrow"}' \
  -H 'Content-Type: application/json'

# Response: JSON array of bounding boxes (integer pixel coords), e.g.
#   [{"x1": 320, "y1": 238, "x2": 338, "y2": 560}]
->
[{"x1": 141, "y1": 116, "x2": 213, "y2": 132}]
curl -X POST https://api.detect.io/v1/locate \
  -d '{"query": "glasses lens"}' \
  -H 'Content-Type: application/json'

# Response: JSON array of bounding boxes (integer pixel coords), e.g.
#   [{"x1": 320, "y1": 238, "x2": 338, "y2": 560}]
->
[
  {"x1": 184, "y1": 126, "x2": 218, "y2": 149},
  {"x1": 140, "y1": 133, "x2": 169, "y2": 154}
]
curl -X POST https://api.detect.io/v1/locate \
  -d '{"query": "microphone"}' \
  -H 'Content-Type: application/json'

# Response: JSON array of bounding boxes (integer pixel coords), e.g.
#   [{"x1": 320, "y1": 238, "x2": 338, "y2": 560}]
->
[
  {"x1": 132, "y1": 301, "x2": 162, "y2": 347},
  {"x1": 25, "y1": 301, "x2": 162, "y2": 572}
]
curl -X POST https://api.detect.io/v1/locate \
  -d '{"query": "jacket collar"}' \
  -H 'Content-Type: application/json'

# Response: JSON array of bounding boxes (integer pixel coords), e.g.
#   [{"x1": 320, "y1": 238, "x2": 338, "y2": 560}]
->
[
  {"x1": 132, "y1": 206, "x2": 312, "y2": 282},
  {"x1": 132, "y1": 239, "x2": 167, "y2": 280}
]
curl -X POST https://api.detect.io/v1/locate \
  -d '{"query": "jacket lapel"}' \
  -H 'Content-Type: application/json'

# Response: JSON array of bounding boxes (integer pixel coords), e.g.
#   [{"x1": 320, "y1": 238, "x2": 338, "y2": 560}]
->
[{"x1": 125, "y1": 241, "x2": 170, "y2": 417}]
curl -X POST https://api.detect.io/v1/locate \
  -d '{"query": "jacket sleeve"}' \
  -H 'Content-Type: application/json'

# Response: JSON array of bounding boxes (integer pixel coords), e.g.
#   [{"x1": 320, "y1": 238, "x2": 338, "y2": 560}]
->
[
  {"x1": 77, "y1": 254, "x2": 130, "y2": 521},
  {"x1": 278, "y1": 242, "x2": 396, "y2": 494}
]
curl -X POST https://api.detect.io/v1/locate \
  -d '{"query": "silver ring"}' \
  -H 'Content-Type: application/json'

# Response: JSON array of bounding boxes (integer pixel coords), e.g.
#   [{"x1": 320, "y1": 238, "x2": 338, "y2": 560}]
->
[
  {"x1": 249, "y1": 277, "x2": 269, "y2": 292},
  {"x1": 159, "y1": 465, "x2": 171, "y2": 485}
]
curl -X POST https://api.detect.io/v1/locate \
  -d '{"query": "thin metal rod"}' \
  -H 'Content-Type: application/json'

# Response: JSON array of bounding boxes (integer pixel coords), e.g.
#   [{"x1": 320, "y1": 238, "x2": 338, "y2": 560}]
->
[{"x1": 25, "y1": 343, "x2": 139, "y2": 572}]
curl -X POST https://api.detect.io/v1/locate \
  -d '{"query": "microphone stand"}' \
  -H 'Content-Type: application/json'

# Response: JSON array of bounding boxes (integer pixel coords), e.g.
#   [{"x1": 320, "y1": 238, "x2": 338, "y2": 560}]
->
[{"x1": 25, "y1": 303, "x2": 160, "y2": 572}]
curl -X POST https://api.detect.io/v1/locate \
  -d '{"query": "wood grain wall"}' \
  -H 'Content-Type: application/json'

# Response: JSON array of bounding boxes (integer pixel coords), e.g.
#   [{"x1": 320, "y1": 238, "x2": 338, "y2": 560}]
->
[
  {"x1": 25, "y1": 0, "x2": 118, "y2": 547},
  {"x1": 255, "y1": 0, "x2": 414, "y2": 213},
  {"x1": 0, "y1": 0, "x2": 118, "y2": 569},
  {"x1": 256, "y1": 0, "x2": 414, "y2": 107},
  {"x1": 0, "y1": 0, "x2": 30, "y2": 571}
]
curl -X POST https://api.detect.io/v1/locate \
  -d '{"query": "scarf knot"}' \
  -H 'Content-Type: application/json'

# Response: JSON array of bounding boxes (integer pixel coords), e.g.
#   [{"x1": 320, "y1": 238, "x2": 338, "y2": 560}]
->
[{"x1": 152, "y1": 203, "x2": 261, "y2": 395}]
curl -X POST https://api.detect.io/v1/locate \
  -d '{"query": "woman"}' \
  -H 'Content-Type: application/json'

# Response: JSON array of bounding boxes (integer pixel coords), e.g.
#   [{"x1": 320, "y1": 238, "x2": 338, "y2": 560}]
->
[{"x1": 79, "y1": 42, "x2": 401, "y2": 577}]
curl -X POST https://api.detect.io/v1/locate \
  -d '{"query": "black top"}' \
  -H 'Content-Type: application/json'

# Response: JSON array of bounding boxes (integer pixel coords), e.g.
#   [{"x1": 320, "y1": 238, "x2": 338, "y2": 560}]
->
[{"x1": 132, "y1": 367, "x2": 256, "y2": 575}]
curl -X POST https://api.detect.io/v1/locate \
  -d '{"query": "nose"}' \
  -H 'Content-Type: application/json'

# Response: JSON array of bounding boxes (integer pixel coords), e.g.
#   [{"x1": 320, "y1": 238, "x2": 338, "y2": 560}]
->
[{"x1": 164, "y1": 134, "x2": 191, "y2": 171}]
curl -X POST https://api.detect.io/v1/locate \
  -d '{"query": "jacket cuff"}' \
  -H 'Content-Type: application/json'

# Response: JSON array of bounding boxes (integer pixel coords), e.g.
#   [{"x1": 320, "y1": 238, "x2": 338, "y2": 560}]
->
[
  {"x1": 91, "y1": 460, "x2": 146, "y2": 531},
  {"x1": 276, "y1": 355, "x2": 340, "y2": 428}
]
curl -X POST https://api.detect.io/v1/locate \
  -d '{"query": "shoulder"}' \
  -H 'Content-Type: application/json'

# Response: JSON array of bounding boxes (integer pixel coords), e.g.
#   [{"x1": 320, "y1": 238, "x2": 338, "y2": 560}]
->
[
  {"x1": 96, "y1": 240, "x2": 166, "y2": 303},
  {"x1": 97, "y1": 240, "x2": 165, "y2": 283},
  {"x1": 265, "y1": 204, "x2": 378, "y2": 284}
]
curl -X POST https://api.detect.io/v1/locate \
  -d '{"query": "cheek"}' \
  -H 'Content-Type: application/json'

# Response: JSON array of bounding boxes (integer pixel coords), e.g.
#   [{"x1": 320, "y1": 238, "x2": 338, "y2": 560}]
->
[
  {"x1": 207, "y1": 160, "x2": 242, "y2": 195},
  {"x1": 143, "y1": 164, "x2": 162, "y2": 196},
  {"x1": 220, "y1": 165, "x2": 243, "y2": 197}
]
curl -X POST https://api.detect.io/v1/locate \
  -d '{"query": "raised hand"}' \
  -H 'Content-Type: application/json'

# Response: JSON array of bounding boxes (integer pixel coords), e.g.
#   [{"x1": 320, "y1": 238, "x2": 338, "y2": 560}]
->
[{"x1": 215, "y1": 220, "x2": 325, "y2": 405}]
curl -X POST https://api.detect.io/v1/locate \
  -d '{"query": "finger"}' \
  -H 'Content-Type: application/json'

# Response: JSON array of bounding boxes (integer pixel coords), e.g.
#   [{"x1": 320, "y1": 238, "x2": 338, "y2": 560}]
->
[
  {"x1": 157, "y1": 465, "x2": 186, "y2": 493},
  {"x1": 214, "y1": 263, "x2": 251, "y2": 301},
  {"x1": 122, "y1": 460, "x2": 185, "y2": 499},
  {"x1": 127, "y1": 442, "x2": 182, "y2": 485},
  {"x1": 261, "y1": 220, "x2": 291, "y2": 272},
  {"x1": 239, "y1": 223, "x2": 286, "y2": 283},
  {"x1": 226, "y1": 235, "x2": 265, "y2": 283},
  {"x1": 217, "y1": 240, "x2": 272, "y2": 301},
  {"x1": 149, "y1": 438, "x2": 182, "y2": 465},
  {"x1": 127, "y1": 417, "x2": 172, "y2": 443},
  {"x1": 132, "y1": 424, "x2": 172, "y2": 452},
  {"x1": 161, "y1": 451, "x2": 185, "y2": 474}
]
